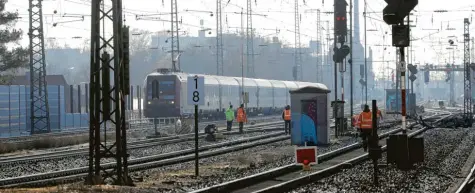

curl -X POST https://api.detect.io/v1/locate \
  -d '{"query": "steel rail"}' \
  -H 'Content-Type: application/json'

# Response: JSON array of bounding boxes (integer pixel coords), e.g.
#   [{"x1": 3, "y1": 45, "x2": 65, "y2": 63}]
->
[
  {"x1": 250, "y1": 125, "x2": 432, "y2": 193},
  {"x1": 0, "y1": 108, "x2": 445, "y2": 188},
  {"x1": 455, "y1": 146, "x2": 475, "y2": 193},
  {"x1": 190, "y1": 112, "x2": 452, "y2": 193},
  {"x1": 0, "y1": 131, "x2": 290, "y2": 188},
  {"x1": 0, "y1": 122, "x2": 283, "y2": 165},
  {"x1": 0, "y1": 116, "x2": 281, "y2": 143}
]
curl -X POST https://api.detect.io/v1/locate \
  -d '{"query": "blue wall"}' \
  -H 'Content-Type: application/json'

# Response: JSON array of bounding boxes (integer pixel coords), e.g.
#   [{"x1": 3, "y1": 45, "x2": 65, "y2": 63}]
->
[{"x1": 0, "y1": 85, "x2": 88, "y2": 138}]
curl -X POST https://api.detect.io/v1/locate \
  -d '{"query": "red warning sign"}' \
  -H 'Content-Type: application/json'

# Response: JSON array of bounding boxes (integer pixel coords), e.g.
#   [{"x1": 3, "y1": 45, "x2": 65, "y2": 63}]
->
[{"x1": 295, "y1": 146, "x2": 318, "y2": 165}]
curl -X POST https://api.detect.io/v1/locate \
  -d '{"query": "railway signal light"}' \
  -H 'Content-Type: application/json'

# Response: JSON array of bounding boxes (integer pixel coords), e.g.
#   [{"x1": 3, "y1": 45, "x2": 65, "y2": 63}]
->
[
  {"x1": 334, "y1": 0, "x2": 348, "y2": 36},
  {"x1": 122, "y1": 26, "x2": 130, "y2": 95},
  {"x1": 408, "y1": 63, "x2": 417, "y2": 82},
  {"x1": 359, "y1": 78, "x2": 366, "y2": 86},
  {"x1": 339, "y1": 45, "x2": 350, "y2": 59},
  {"x1": 407, "y1": 64, "x2": 417, "y2": 75},
  {"x1": 332, "y1": 45, "x2": 350, "y2": 63},
  {"x1": 383, "y1": 0, "x2": 418, "y2": 25},
  {"x1": 102, "y1": 52, "x2": 111, "y2": 121},
  {"x1": 392, "y1": 25, "x2": 410, "y2": 47}
]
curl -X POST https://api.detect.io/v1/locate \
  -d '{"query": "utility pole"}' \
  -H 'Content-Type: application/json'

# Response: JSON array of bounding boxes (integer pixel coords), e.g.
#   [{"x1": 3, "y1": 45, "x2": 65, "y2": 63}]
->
[
  {"x1": 334, "y1": 0, "x2": 349, "y2": 137},
  {"x1": 246, "y1": 0, "x2": 255, "y2": 78},
  {"x1": 363, "y1": 0, "x2": 367, "y2": 104},
  {"x1": 317, "y1": 9, "x2": 322, "y2": 82},
  {"x1": 463, "y1": 18, "x2": 472, "y2": 125},
  {"x1": 216, "y1": 0, "x2": 224, "y2": 112},
  {"x1": 395, "y1": 48, "x2": 399, "y2": 113},
  {"x1": 294, "y1": 0, "x2": 302, "y2": 81},
  {"x1": 326, "y1": 21, "x2": 331, "y2": 89},
  {"x1": 349, "y1": 0, "x2": 353, "y2": 127},
  {"x1": 382, "y1": 33, "x2": 386, "y2": 90},
  {"x1": 171, "y1": 0, "x2": 180, "y2": 72},
  {"x1": 29, "y1": 0, "x2": 51, "y2": 134},
  {"x1": 216, "y1": 0, "x2": 224, "y2": 76},
  {"x1": 87, "y1": 0, "x2": 131, "y2": 185},
  {"x1": 240, "y1": 8, "x2": 245, "y2": 104}
]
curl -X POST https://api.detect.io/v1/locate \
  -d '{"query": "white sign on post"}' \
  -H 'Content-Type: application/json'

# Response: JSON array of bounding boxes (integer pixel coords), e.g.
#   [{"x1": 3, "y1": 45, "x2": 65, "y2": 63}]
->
[{"x1": 187, "y1": 75, "x2": 205, "y2": 105}]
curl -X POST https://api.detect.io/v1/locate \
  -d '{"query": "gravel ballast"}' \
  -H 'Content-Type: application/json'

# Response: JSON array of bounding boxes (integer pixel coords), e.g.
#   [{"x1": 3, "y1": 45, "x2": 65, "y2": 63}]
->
[
  {"x1": 289, "y1": 127, "x2": 475, "y2": 193},
  {"x1": 0, "y1": 131, "x2": 278, "y2": 179},
  {"x1": 126, "y1": 134, "x2": 362, "y2": 192}
]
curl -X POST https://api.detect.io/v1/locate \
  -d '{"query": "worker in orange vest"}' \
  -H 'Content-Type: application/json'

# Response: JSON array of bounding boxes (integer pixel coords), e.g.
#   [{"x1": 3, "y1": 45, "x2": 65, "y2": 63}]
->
[
  {"x1": 282, "y1": 105, "x2": 291, "y2": 134},
  {"x1": 358, "y1": 104, "x2": 373, "y2": 152},
  {"x1": 236, "y1": 104, "x2": 247, "y2": 133}
]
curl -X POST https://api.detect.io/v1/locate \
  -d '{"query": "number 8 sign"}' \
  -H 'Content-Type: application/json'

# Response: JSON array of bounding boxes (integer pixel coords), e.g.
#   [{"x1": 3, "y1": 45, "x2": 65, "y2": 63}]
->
[{"x1": 187, "y1": 75, "x2": 205, "y2": 105}]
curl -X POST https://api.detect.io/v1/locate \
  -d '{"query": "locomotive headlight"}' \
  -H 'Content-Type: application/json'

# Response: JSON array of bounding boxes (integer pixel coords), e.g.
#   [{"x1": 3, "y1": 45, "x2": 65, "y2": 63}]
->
[
  {"x1": 171, "y1": 101, "x2": 175, "y2": 104},
  {"x1": 148, "y1": 101, "x2": 151, "y2": 104}
]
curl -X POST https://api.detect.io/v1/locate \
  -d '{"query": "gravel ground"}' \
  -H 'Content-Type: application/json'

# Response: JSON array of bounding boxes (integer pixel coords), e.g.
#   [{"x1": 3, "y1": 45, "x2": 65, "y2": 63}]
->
[
  {"x1": 55, "y1": 137, "x2": 360, "y2": 193},
  {"x1": 121, "y1": 134, "x2": 365, "y2": 193},
  {"x1": 50, "y1": 122, "x2": 398, "y2": 193},
  {"x1": 0, "y1": 131, "x2": 278, "y2": 179},
  {"x1": 289, "y1": 127, "x2": 475, "y2": 193}
]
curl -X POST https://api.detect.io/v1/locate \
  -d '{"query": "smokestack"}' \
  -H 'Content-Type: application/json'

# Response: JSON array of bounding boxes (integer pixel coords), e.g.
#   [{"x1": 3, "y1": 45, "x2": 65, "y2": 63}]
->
[{"x1": 353, "y1": 0, "x2": 360, "y2": 44}]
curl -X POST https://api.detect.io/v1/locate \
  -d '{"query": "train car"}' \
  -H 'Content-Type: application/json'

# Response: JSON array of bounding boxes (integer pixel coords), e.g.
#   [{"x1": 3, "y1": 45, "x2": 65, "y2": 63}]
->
[{"x1": 143, "y1": 69, "x2": 328, "y2": 119}]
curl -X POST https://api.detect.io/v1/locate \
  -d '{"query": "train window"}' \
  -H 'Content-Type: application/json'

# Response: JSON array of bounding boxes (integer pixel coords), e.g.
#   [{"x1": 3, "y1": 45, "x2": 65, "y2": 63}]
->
[{"x1": 152, "y1": 80, "x2": 159, "y2": 99}]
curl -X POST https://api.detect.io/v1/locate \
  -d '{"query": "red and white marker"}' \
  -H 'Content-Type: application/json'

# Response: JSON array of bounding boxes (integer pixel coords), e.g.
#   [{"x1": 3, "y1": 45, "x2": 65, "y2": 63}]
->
[{"x1": 295, "y1": 146, "x2": 318, "y2": 169}]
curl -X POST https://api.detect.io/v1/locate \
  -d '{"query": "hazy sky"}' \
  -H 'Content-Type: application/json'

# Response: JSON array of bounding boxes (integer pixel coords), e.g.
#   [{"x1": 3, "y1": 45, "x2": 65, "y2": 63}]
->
[{"x1": 6, "y1": 0, "x2": 475, "y2": 77}]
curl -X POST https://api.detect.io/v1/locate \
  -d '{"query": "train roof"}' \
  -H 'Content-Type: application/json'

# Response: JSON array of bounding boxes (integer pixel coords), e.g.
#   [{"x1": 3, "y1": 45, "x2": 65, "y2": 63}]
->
[{"x1": 145, "y1": 71, "x2": 328, "y2": 90}]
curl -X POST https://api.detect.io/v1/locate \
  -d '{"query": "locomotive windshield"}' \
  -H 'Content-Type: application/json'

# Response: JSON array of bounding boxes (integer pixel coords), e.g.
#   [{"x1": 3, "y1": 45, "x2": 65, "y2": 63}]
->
[
  {"x1": 148, "y1": 79, "x2": 175, "y2": 101},
  {"x1": 145, "y1": 75, "x2": 179, "y2": 118}
]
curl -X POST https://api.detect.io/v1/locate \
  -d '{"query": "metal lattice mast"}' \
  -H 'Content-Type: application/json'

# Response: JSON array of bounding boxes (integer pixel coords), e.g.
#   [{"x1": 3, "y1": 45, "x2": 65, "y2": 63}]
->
[
  {"x1": 87, "y1": 0, "x2": 131, "y2": 185},
  {"x1": 171, "y1": 0, "x2": 180, "y2": 71},
  {"x1": 28, "y1": 0, "x2": 51, "y2": 134},
  {"x1": 463, "y1": 18, "x2": 472, "y2": 121},
  {"x1": 294, "y1": 0, "x2": 302, "y2": 81},
  {"x1": 471, "y1": 37, "x2": 474, "y2": 61},
  {"x1": 216, "y1": 0, "x2": 224, "y2": 75},
  {"x1": 316, "y1": 9, "x2": 322, "y2": 82},
  {"x1": 246, "y1": 0, "x2": 255, "y2": 78}
]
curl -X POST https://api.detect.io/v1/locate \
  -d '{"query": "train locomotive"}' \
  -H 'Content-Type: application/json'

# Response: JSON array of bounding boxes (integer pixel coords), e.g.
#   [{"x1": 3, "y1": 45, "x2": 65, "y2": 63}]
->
[{"x1": 143, "y1": 69, "x2": 328, "y2": 119}]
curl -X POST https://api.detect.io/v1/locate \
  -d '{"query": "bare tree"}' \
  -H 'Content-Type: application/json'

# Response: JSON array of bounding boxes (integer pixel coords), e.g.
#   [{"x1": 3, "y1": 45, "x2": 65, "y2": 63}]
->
[
  {"x1": 0, "y1": 0, "x2": 28, "y2": 84},
  {"x1": 45, "y1": 38, "x2": 61, "y2": 49},
  {"x1": 129, "y1": 28, "x2": 151, "y2": 54}
]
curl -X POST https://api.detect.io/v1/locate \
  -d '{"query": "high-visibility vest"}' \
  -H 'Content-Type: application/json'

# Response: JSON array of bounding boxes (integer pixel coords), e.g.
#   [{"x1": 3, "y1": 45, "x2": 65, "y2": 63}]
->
[
  {"x1": 358, "y1": 112, "x2": 373, "y2": 129},
  {"x1": 283, "y1": 109, "x2": 291, "y2": 121},
  {"x1": 237, "y1": 108, "x2": 247, "y2": 122},
  {"x1": 225, "y1": 108, "x2": 234, "y2": 121}
]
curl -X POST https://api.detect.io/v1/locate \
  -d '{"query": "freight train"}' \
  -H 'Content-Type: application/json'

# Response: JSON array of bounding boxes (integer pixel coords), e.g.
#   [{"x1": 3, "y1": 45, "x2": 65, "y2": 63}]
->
[{"x1": 143, "y1": 69, "x2": 328, "y2": 119}]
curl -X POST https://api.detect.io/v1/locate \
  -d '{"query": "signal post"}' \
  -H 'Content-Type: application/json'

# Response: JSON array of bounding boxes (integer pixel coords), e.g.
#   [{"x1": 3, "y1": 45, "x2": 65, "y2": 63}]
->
[
  {"x1": 332, "y1": 0, "x2": 350, "y2": 137},
  {"x1": 188, "y1": 75, "x2": 205, "y2": 176},
  {"x1": 383, "y1": 0, "x2": 424, "y2": 171}
]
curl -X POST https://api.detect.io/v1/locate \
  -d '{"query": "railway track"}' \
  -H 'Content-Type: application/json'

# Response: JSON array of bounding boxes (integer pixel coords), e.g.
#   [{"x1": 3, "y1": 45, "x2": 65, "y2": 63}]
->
[
  {"x1": 0, "y1": 113, "x2": 397, "y2": 166},
  {"x1": 190, "y1": 112, "x2": 452, "y2": 193},
  {"x1": 0, "y1": 115, "x2": 408, "y2": 188},
  {"x1": 0, "y1": 101, "x2": 361, "y2": 143},
  {"x1": 0, "y1": 116, "x2": 281, "y2": 143},
  {"x1": 0, "y1": 121, "x2": 284, "y2": 165},
  {"x1": 453, "y1": 139, "x2": 475, "y2": 193},
  {"x1": 0, "y1": 130, "x2": 291, "y2": 188},
  {"x1": 0, "y1": 105, "x2": 431, "y2": 188}
]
